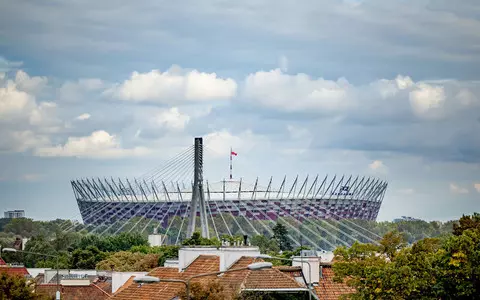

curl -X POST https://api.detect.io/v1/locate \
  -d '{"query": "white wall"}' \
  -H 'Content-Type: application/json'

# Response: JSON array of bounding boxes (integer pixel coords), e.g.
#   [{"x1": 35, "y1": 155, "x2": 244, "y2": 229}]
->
[
  {"x1": 164, "y1": 260, "x2": 179, "y2": 268},
  {"x1": 178, "y1": 246, "x2": 261, "y2": 272},
  {"x1": 112, "y1": 272, "x2": 147, "y2": 294},
  {"x1": 148, "y1": 234, "x2": 167, "y2": 246},
  {"x1": 27, "y1": 268, "x2": 50, "y2": 279},
  {"x1": 292, "y1": 257, "x2": 320, "y2": 284}
]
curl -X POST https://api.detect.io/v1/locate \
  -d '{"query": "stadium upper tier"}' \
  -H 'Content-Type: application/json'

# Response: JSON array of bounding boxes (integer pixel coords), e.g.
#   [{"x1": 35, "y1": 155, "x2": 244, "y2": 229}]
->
[{"x1": 72, "y1": 175, "x2": 387, "y2": 225}]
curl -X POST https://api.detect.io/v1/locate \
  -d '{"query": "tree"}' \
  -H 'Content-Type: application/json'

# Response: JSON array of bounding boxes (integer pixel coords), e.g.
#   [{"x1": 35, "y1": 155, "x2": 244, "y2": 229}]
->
[
  {"x1": 273, "y1": 223, "x2": 292, "y2": 251},
  {"x1": 453, "y1": 213, "x2": 480, "y2": 236},
  {"x1": 130, "y1": 245, "x2": 180, "y2": 266},
  {"x1": 0, "y1": 273, "x2": 37, "y2": 300},
  {"x1": 96, "y1": 251, "x2": 159, "y2": 272},
  {"x1": 182, "y1": 232, "x2": 220, "y2": 246},
  {"x1": 177, "y1": 279, "x2": 230, "y2": 300},
  {"x1": 333, "y1": 214, "x2": 480, "y2": 300},
  {"x1": 250, "y1": 235, "x2": 280, "y2": 253},
  {"x1": 70, "y1": 246, "x2": 106, "y2": 269},
  {"x1": 333, "y1": 233, "x2": 440, "y2": 299},
  {"x1": 434, "y1": 228, "x2": 480, "y2": 298}
]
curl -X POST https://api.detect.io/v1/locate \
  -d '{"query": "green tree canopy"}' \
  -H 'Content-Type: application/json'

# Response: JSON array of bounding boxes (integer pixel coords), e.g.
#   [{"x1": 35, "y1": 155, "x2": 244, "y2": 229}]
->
[
  {"x1": 96, "y1": 251, "x2": 159, "y2": 272},
  {"x1": 71, "y1": 246, "x2": 106, "y2": 269},
  {"x1": 273, "y1": 223, "x2": 292, "y2": 251}
]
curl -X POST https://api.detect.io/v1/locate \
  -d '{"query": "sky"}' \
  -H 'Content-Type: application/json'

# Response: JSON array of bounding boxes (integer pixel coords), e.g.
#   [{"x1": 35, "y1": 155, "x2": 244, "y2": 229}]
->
[{"x1": 0, "y1": 0, "x2": 479, "y2": 222}]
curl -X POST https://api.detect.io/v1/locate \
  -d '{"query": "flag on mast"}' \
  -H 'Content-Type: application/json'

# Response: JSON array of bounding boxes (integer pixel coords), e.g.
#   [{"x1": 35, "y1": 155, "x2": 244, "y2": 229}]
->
[{"x1": 230, "y1": 148, "x2": 237, "y2": 179}]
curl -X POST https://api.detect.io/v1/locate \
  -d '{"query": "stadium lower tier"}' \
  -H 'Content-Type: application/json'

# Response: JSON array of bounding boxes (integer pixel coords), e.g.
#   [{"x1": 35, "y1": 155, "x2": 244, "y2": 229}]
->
[{"x1": 78, "y1": 198, "x2": 382, "y2": 227}]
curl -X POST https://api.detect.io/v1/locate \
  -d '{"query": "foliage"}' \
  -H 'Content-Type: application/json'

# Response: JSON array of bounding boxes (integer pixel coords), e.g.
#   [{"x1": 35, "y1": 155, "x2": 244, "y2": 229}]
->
[
  {"x1": 130, "y1": 245, "x2": 180, "y2": 266},
  {"x1": 272, "y1": 223, "x2": 292, "y2": 251},
  {"x1": 182, "y1": 232, "x2": 221, "y2": 247},
  {"x1": 73, "y1": 232, "x2": 148, "y2": 252},
  {"x1": 453, "y1": 213, "x2": 480, "y2": 236},
  {"x1": 250, "y1": 235, "x2": 280, "y2": 253},
  {"x1": 333, "y1": 213, "x2": 480, "y2": 300},
  {"x1": 0, "y1": 273, "x2": 36, "y2": 300},
  {"x1": 96, "y1": 251, "x2": 159, "y2": 271},
  {"x1": 177, "y1": 279, "x2": 229, "y2": 300},
  {"x1": 70, "y1": 246, "x2": 106, "y2": 269}
]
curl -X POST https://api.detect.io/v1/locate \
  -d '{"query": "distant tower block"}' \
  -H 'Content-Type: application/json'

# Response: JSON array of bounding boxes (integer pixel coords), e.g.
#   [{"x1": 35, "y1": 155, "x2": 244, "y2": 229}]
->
[{"x1": 186, "y1": 137, "x2": 209, "y2": 238}]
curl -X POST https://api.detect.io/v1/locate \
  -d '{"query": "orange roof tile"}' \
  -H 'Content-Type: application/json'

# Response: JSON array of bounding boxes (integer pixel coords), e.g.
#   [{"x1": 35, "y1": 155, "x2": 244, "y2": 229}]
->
[
  {"x1": 243, "y1": 268, "x2": 304, "y2": 290},
  {"x1": 0, "y1": 266, "x2": 29, "y2": 276},
  {"x1": 36, "y1": 284, "x2": 111, "y2": 300},
  {"x1": 113, "y1": 255, "x2": 311, "y2": 300},
  {"x1": 112, "y1": 256, "x2": 220, "y2": 300},
  {"x1": 314, "y1": 266, "x2": 355, "y2": 300}
]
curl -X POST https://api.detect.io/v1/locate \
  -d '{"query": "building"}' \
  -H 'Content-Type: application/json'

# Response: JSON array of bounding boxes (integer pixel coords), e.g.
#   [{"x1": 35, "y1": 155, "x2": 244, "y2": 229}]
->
[
  {"x1": 71, "y1": 137, "x2": 387, "y2": 250},
  {"x1": 110, "y1": 246, "x2": 354, "y2": 300},
  {"x1": 4, "y1": 210, "x2": 25, "y2": 219}
]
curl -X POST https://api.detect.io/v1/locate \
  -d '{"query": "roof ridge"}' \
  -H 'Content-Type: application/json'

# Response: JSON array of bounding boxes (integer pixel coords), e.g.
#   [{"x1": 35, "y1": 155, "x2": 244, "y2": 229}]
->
[
  {"x1": 91, "y1": 283, "x2": 113, "y2": 297},
  {"x1": 181, "y1": 254, "x2": 219, "y2": 272},
  {"x1": 275, "y1": 268, "x2": 304, "y2": 288}
]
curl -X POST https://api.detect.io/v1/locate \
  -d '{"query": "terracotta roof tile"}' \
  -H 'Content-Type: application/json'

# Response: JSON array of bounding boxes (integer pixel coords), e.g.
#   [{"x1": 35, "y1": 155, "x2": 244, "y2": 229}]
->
[
  {"x1": 243, "y1": 268, "x2": 304, "y2": 290},
  {"x1": 113, "y1": 276, "x2": 135, "y2": 295},
  {"x1": 0, "y1": 258, "x2": 6, "y2": 265},
  {"x1": 112, "y1": 256, "x2": 220, "y2": 300},
  {"x1": 0, "y1": 266, "x2": 29, "y2": 276},
  {"x1": 36, "y1": 284, "x2": 111, "y2": 300},
  {"x1": 182, "y1": 255, "x2": 219, "y2": 277},
  {"x1": 314, "y1": 266, "x2": 355, "y2": 300}
]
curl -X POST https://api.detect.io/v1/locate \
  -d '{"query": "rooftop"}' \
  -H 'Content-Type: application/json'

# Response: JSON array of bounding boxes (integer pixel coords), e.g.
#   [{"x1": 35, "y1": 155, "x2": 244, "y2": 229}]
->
[{"x1": 112, "y1": 255, "x2": 309, "y2": 300}]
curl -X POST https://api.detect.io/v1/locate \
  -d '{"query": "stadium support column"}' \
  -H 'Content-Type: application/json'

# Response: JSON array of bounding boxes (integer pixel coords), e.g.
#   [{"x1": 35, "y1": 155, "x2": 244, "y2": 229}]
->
[{"x1": 187, "y1": 137, "x2": 210, "y2": 238}]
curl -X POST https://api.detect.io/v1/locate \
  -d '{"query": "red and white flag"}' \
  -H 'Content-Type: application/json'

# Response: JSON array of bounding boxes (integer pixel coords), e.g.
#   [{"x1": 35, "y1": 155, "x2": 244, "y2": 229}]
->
[{"x1": 231, "y1": 150, "x2": 238, "y2": 156}]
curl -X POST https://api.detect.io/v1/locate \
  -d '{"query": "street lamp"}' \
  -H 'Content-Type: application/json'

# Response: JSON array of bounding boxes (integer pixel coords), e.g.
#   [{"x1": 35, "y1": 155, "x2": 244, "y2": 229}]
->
[
  {"x1": 134, "y1": 262, "x2": 273, "y2": 300},
  {"x1": 255, "y1": 254, "x2": 314, "y2": 300},
  {"x1": 2, "y1": 248, "x2": 60, "y2": 300}
]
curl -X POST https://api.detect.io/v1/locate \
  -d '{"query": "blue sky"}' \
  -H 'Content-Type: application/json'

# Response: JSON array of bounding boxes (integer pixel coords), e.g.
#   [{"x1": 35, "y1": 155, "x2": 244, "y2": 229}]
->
[{"x1": 0, "y1": 0, "x2": 479, "y2": 222}]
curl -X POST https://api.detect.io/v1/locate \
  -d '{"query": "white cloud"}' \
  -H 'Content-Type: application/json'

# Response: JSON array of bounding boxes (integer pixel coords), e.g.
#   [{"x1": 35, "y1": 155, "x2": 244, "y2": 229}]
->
[
  {"x1": 21, "y1": 174, "x2": 43, "y2": 182},
  {"x1": 368, "y1": 160, "x2": 388, "y2": 173},
  {"x1": 409, "y1": 83, "x2": 446, "y2": 118},
  {"x1": 76, "y1": 113, "x2": 91, "y2": 121},
  {"x1": 14, "y1": 70, "x2": 48, "y2": 93},
  {"x1": 0, "y1": 82, "x2": 36, "y2": 120},
  {"x1": 152, "y1": 107, "x2": 190, "y2": 131},
  {"x1": 398, "y1": 188, "x2": 415, "y2": 195},
  {"x1": 110, "y1": 66, "x2": 237, "y2": 103},
  {"x1": 474, "y1": 183, "x2": 480, "y2": 193},
  {"x1": 449, "y1": 183, "x2": 469, "y2": 194},
  {"x1": 204, "y1": 129, "x2": 268, "y2": 157},
  {"x1": 34, "y1": 130, "x2": 150, "y2": 159},
  {"x1": 244, "y1": 68, "x2": 351, "y2": 112},
  {"x1": 286, "y1": 125, "x2": 310, "y2": 140},
  {"x1": 57, "y1": 78, "x2": 104, "y2": 102},
  {"x1": 0, "y1": 130, "x2": 50, "y2": 153}
]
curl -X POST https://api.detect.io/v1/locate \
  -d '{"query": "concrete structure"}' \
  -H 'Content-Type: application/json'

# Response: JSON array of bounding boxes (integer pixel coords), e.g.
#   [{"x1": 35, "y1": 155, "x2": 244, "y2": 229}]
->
[
  {"x1": 147, "y1": 234, "x2": 168, "y2": 247},
  {"x1": 4, "y1": 210, "x2": 25, "y2": 219},
  {"x1": 72, "y1": 137, "x2": 387, "y2": 250}
]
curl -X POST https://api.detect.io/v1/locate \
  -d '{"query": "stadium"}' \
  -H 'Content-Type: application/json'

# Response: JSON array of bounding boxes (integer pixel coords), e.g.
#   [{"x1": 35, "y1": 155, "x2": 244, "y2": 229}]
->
[{"x1": 71, "y1": 137, "x2": 387, "y2": 250}]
